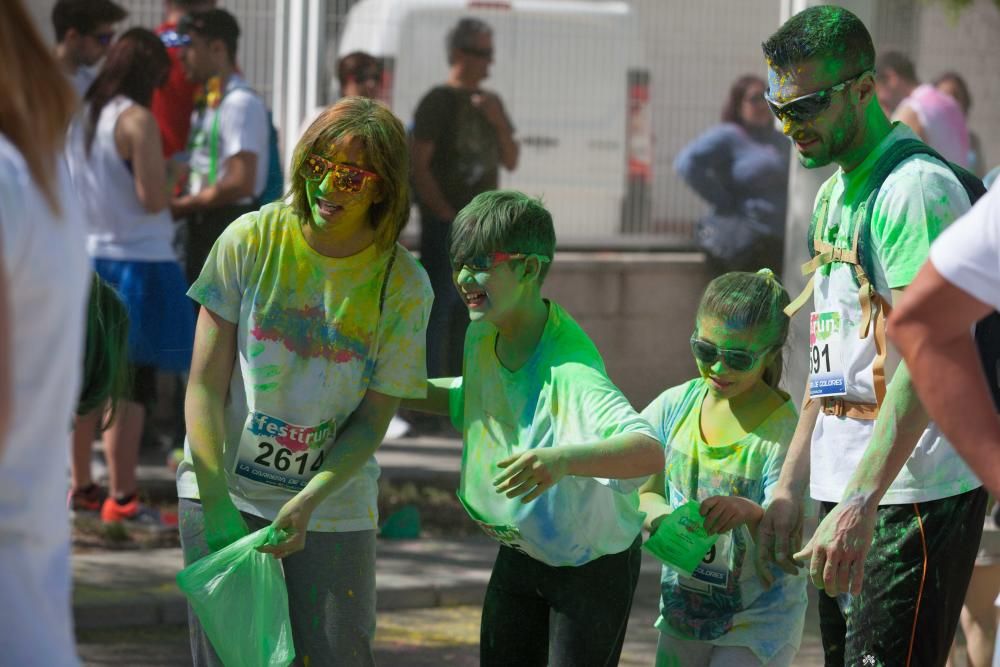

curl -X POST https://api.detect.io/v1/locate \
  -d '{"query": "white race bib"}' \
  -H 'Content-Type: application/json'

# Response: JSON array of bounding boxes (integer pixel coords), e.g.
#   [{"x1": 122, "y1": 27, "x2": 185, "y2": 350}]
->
[
  {"x1": 809, "y1": 311, "x2": 847, "y2": 398},
  {"x1": 679, "y1": 531, "x2": 733, "y2": 591},
  {"x1": 234, "y1": 410, "x2": 335, "y2": 492}
]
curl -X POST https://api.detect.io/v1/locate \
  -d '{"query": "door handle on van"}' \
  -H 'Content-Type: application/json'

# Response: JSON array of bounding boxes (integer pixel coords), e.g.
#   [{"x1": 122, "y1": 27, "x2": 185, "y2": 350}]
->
[{"x1": 520, "y1": 135, "x2": 559, "y2": 148}]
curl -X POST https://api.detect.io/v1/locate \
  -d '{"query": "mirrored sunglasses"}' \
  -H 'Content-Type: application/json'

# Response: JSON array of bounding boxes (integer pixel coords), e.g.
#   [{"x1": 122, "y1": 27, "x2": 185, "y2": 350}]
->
[
  {"x1": 300, "y1": 154, "x2": 379, "y2": 193},
  {"x1": 689, "y1": 337, "x2": 768, "y2": 372},
  {"x1": 764, "y1": 70, "x2": 870, "y2": 122},
  {"x1": 451, "y1": 252, "x2": 526, "y2": 273}
]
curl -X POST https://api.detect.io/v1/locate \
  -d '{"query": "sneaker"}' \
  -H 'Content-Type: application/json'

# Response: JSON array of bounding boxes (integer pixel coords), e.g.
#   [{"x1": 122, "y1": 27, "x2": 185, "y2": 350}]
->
[
  {"x1": 100, "y1": 496, "x2": 170, "y2": 532},
  {"x1": 68, "y1": 484, "x2": 107, "y2": 517}
]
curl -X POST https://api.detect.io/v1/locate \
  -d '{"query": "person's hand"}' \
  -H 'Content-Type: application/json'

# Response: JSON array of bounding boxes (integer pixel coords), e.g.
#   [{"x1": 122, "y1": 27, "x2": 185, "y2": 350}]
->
[
  {"x1": 257, "y1": 494, "x2": 315, "y2": 559},
  {"x1": 757, "y1": 492, "x2": 805, "y2": 576},
  {"x1": 699, "y1": 496, "x2": 760, "y2": 535},
  {"x1": 793, "y1": 498, "x2": 876, "y2": 597},
  {"x1": 493, "y1": 448, "x2": 569, "y2": 503},
  {"x1": 647, "y1": 510, "x2": 670, "y2": 535},
  {"x1": 170, "y1": 194, "x2": 196, "y2": 220},
  {"x1": 166, "y1": 159, "x2": 189, "y2": 195},
  {"x1": 472, "y1": 91, "x2": 509, "y2": 132},
  {"x1": 742, "y1": 197, "x2": 777, "y2": 221},
  {"x1": 203, "y1": 497, "x2": 250, "y2": 553}
]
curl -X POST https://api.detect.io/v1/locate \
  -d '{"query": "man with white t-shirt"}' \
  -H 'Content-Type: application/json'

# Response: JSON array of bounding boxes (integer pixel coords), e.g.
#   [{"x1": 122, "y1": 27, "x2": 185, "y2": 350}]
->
[
  {"x1": 170, "y1": 8, "x2": 269, "y2": 284},
  {"x1": 51, "y1": 0, "x2": 127, "y2": 98},
  {"x1": 758, "y1": 6, "x2": 985, "y2": 664}
]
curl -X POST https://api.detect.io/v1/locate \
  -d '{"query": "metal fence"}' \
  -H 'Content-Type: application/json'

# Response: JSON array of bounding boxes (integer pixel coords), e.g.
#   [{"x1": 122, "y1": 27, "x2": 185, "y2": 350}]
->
[{"x1": 107, "y1": 0, "x2": 1000, "y2": 248}]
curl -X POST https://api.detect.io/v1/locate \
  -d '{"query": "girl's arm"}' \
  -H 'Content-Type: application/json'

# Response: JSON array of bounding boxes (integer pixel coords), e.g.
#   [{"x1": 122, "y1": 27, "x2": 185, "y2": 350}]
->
[
  {"x1": 399, "y1": 377, "x2": 455, "y2": 416},
  {"x1": 700, "y1": 495, "x2": 765, "y2": 536},
  {"x1": 259, "y1": 387, "x2": 399, "y2": 558},
  {"x1": 117, "y1": 105, "x2": 169, "y2": 213},
  {"x1": 638, "y1": 471, "x2": 670, "y2": 533},
  {"x1": 494, "y1": 432, "x2": 664, "y2": 503},
  {"x1": 185, "y1": 306, "x2": 248, "y2": 551}
]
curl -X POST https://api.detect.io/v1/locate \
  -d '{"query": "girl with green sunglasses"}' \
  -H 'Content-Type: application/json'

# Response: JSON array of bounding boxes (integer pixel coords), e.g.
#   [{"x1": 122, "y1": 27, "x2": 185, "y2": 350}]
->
[{"x1": 639, "y1": 269, "x2": 807, "y2": 666}]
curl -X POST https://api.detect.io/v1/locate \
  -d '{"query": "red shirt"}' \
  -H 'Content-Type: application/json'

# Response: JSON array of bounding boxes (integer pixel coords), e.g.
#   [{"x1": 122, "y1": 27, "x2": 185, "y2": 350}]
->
[{"x1": 151, "y1": 22, "x2": 199, "y2": 158}]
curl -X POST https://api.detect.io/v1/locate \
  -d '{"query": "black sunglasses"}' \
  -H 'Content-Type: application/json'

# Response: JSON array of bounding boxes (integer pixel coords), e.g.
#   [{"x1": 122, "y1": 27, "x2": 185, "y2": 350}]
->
[
  {"x1": 460, "y1": 46, "x2": 493, "y2": 59},
  {"x1": 764, "y1": 70, "x2": 872, "y2": 122},
  {"x1": 690, "y1": 337, "x2": 771, "y2": 372},
  {"x1": 92, "y1": 31, "x2": 115, "y2": 46}
]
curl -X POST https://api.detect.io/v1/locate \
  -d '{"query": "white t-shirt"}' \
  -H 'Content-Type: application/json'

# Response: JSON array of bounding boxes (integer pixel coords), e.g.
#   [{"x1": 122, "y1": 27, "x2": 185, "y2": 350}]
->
[
  {"x1": 187, "y1": 75, "x2": 269, "y2": 203},
  {"x1": 71, "y1": 66, "x2": 96, "y2": 99},
  {"x1": 930, "y1": 186, "x2": 1000, "y2": 310},
  {"x1": 176, "y1": 204, "x2": 433, "y2": 532},
  {"x1": 0, "y1": 136, "x2": 89, "y2": 666},
  {"x1": 809, "y1": 123, "x2": 980, "y2": 504},
  {"x1": 449, "y1": 301, "x2": 660, "y2": 567},
  {"x1": 65, "y1": 96, "x2": 177, "y2": 261}
]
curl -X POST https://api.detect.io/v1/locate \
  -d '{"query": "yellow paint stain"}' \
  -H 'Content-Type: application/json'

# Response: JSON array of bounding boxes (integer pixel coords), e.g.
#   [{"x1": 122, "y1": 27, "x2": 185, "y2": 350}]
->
[
  {"x1": 348, "y1": 589, "x2": 354, "y2": 597},
  {"x1": 303, "y1": 656, "x2": 311, "y2": 667}
]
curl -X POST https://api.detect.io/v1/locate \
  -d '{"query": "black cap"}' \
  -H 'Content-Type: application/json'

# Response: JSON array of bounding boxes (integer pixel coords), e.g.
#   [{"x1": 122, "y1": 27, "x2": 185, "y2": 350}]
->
[{"x1": 178, "y1": 8, "x2": 240, "y2": 54}]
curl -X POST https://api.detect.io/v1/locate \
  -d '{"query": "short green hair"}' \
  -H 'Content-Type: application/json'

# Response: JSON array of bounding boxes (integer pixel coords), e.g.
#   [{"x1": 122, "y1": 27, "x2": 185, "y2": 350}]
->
[
  {"x1": 449, "y1": 190, "x2": 556, "y2": 280},
  {"x1": 288, "y1": 96, "x2": 410, "y2": 252},
  {"x1": 762, "y1": 5, "x2": 874, "y2": 76}
]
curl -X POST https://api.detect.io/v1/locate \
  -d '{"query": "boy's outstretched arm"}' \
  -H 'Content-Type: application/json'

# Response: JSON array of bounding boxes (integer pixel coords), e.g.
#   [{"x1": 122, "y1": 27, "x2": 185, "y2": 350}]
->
[
  {"x1": 494, "y1": 432, "x2": 664, "y2": 503},
  {"x1": 638, "y1": 471, "x2": 671, "y2": 532},
  {"x1": 399, "y1": 377, "x2": 456, "y2": 416}
]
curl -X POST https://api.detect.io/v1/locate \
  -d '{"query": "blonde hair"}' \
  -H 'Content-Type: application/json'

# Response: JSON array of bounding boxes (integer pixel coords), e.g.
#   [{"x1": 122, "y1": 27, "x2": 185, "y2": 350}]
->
[
  {"x1": 0, "y1": 0, "x2": 78, "y2": 215},
  {"x1": 288, "y1": 97, "x2": 410, "y2": 252}
]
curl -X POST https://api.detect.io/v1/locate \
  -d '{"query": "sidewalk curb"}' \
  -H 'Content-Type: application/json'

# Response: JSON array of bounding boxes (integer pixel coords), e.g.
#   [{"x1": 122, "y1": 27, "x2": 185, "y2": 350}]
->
[
  {"x1": 74, "y1": 582, "x2": 491, "y2": 632},
  {"x1": 74, "y1": 561, "x2": 662, "y2": 632}
]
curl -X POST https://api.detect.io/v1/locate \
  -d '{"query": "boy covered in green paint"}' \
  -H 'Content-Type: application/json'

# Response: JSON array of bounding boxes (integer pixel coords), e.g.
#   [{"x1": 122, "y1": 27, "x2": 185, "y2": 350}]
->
[{"x1": 404, "y1": 189, "x2": 663, "y2": 666}]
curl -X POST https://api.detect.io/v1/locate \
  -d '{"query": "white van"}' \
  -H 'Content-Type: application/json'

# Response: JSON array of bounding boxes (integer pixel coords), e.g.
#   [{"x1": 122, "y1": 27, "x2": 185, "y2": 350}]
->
[{"x1": 338, "y1": 0, "x2": 651, "y2": 243}]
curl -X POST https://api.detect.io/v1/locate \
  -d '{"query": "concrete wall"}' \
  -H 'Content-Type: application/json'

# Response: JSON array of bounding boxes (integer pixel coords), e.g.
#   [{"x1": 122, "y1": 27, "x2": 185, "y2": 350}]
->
[{"x1": 542, "y1": 252, "x2": 714, "y2": 409}]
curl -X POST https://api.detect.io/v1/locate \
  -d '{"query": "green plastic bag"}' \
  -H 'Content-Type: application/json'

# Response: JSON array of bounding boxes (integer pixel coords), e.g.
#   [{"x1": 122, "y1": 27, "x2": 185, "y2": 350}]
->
[
  {"x1": 643, "y1": 500, "x2": 719, "y2": 577},
  {"x1": 177, "y1": 525, "x2": 295, "y2": 667}
]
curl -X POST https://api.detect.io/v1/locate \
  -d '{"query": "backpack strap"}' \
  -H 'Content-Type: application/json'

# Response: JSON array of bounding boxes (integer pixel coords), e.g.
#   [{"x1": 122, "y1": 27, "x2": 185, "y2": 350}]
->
[{"x1": 784, "y1": 178, "x2": 837, "y2": 317}]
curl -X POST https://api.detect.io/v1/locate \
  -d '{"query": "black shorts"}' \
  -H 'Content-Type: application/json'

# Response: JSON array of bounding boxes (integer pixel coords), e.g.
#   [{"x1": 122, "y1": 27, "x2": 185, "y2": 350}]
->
[{"x1": 818, "y1": 487, "x2": 987, "y2": 666}]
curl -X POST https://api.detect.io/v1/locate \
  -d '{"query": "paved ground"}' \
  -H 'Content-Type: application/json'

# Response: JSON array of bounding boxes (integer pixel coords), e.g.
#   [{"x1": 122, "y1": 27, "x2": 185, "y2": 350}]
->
[
  {"x1": 74, "y1": 434, "x2": 975, "y2": 665},
  {"x1": 78, "y1": 593, "x2": 830, "y2": 667}
]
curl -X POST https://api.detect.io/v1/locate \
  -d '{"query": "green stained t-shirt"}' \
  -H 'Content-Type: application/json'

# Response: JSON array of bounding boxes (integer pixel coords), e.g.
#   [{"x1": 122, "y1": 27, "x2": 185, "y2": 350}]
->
[
  {"x1": 808, "y1": 122, "x2": 980, "y2": 504},
  {"x1": 642, "y1": 378, "x2": 806, "y2": 662},
  {"x1": 177, "y1": 203, "x2": 433, "y2": 532},
  {"x1": 449, "y1": 300, "x2": 660, "y2": 567}
]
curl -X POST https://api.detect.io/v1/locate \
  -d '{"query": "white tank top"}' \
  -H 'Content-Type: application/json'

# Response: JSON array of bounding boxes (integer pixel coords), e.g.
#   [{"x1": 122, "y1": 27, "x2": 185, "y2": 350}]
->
[{"x1": 66, "y1": 95, "x2": 176, "y2": 261}]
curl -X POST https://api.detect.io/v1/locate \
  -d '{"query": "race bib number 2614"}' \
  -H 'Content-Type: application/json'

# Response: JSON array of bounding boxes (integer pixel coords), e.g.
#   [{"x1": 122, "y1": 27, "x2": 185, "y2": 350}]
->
[{"x1": 234, "y1": 411, "x2": 334, "y2": 492}]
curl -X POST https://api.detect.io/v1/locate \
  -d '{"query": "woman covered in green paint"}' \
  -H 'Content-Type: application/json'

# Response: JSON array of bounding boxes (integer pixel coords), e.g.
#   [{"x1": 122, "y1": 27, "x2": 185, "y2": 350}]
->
[
  {"x1": 176, "y1": 96, "x2": 432, "y2": 665},
  {"x1": 639, "y1": 270, "x2": 807, "y2": 666}
]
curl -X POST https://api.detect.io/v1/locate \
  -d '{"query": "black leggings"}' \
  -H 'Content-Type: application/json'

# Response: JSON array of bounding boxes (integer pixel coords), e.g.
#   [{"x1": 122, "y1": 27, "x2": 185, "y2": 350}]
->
[{"x1": 480, "y1": 537, "x2": 642, "y2": 667}]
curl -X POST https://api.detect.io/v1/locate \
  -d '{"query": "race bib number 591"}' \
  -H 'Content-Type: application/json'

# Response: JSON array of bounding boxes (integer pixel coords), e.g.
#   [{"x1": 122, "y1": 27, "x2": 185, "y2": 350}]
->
[
  {"x1": 809, "y1": 311, "x2": 846, "y2": 398},
  {"x1": 234, "y1": 411, "x2": 334, "y2": 492}
]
